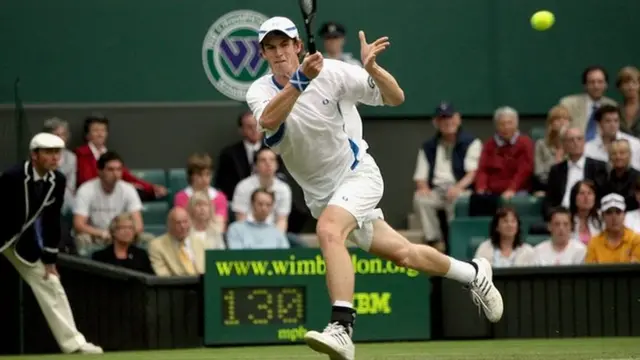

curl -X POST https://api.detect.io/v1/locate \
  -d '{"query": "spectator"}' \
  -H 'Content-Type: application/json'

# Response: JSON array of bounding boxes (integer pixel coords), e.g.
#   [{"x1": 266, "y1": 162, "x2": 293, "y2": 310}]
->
[
  {"x1": 584, "y1": 105, "x2": 640, "y2": 170},
  {"x1": 474, "y1": 207, "x2": 535, "y2": 267},
  {"x1": 560, "y1": 65, "x2": 617, "y2": 141},
  {"x1": 187, "y1": 191, "x2": 225, "y2": 250},
  {"x1": 623, "y1": 178, "x2": 640, "y2": 233},
  {"x1": 616, "y1": 66, "x2": 640, "y2": 137},
  {"x1": 413, "y1": 102, "x2": 481, "y2": 248},
  {"x1": 569, "y1": 180, "x2": 603, "y2": 245},
  {"x1": 318, "y1": 21, "x2": 362, "y2": 66},
  {"x1": 173, "y1": 152, "x2": 228, "y2": 227},
  {"x1": 232, "y1": 148, "x2": 292, "y2": 233},
  {"x1": 91, "y1": 213, "x2": 153, "y2": 274},
  {"x1": 534, "y1": 105, "x2": 570, "y2": 190},
  {"x1": 475, "y1": 106, "x2": 534, "y2": 199},
  {"x1": 43, "y1": 117, "x2": 76, "y2": 214},
  {"x1": 585, "y1": 193, "x2": 640, "y2": 263},
  {"x1": 227, "y1": 189, "x2": 290, "y2": 250},
  {"x1": 542, "y1": 126, "x2": 607, "y2": 218},
  {"x1": 73, "y1": 151, "x2": 154, "y2": 255},
  {"x1": 603, "y1": 139, "x2": 640, "y2": 211},
  {"x1": 149, "y1": 207, "x2": 205, "y2": 276},
  {"x1": 533, "y1": 207, "x2": 586, "y2": 266},
  {"x1": 74, "y1": 114, "x2": 167, "y2": 201},
  {"x1": 214, "y1": 111, "x2": 264, "y2": 201}
]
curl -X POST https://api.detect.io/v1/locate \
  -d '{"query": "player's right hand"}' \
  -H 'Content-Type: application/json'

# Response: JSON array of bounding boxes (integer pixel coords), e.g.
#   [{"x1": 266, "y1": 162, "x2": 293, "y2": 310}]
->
[{"x1": 300, "y1": 52, "x2": 323, "y2": 79}]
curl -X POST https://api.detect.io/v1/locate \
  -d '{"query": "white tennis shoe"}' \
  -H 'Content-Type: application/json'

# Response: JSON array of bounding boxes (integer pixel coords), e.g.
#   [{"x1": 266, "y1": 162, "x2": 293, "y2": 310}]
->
[
  {"x1": 304, "y1": 322, "x2": 355, "y2": 360},
  {"x1": 469, "y1": 257, "x2": 504, "y2": 323}
]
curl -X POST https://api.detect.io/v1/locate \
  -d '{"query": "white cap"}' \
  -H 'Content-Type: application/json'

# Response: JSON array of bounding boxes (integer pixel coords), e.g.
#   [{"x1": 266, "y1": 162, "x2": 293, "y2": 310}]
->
[
  {"x1": 258, "y1": 16, "x2": 299, "y2": 43},
  {"x1": 601, "y1": 193, "x2": 626, "y2": 212},
  {"x1": 29, "y1": 133, "x2": 65, "y2": 150}
]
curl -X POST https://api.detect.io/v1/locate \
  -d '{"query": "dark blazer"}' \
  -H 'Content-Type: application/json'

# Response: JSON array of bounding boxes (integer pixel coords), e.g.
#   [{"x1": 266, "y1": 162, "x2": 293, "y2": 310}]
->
[
  {"x1": 214, "y1": 141, "x2": 252, "y2": 201},
  {"x1": 542, "y1": 157, "x2": 608, "y2": 218},
  {"x1": 0, "y1": 161, "x2": 66, "y2": 265},
  {"x1": 92, "y1": 244, "x2": 154, "y2": 274},
  {"x1": 603, "y1": 167, "x2": 640, "y2": 211},
  {"x1": 214, "y1": 141, "x2": 287, "y2": 202}
]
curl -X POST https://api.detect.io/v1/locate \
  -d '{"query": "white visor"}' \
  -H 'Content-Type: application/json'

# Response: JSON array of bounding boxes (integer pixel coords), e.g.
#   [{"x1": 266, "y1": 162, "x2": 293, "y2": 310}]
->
[{"x1": 258, "y1": 16, "x2": 299, "y2": 43}]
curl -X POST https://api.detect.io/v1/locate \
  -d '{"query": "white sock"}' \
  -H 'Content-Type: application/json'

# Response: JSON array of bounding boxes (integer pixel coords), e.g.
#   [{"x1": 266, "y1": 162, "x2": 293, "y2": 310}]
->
[
  {"x1": 444, "y1": 258, "x2": 476, "y2": 284},
  {"x1": 333, "y1": 300, "x2": 354, "y2": 309}
]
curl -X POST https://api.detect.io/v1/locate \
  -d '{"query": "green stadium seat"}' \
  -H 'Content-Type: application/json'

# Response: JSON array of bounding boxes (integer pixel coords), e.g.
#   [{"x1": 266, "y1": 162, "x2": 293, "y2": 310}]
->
[
  {"x1": 529, "y1": 126, "x2": 546, "y2": 142},
  {"x1": 130, "y1": 169, "x2": 168, "y2": 188},
  {"x1": 467, "y1": 236, "x2": 488, "y2": 259},
  {"x1": 454, "y1": 196, "x2": 470, "y2": 217},
  {"x1": 526, "y1": 234, "x2": 548, "y2": 247},
  {"x1": 449, "y1": 217, "x2": 491, "y2": 260},
  {"x1": 501, "y1": 196, "x2": 542, "y2": 217},
  {"x1": 79, "y1": 244, "x2": 107, "y2": 258},
  {"x1": 145, "y1": 224, "x2": 166, "y2": 237},
  {"x1": 168, "y1": 168, "x2": 189, "y2": 194},
  {"x1": 141, "y1": 202, "x2": 170, "y2": 225}
]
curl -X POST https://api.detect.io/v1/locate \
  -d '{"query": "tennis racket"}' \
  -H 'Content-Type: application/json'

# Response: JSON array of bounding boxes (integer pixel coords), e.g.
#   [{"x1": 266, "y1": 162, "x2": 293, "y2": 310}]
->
[{"x1": 299, "y1": 0, "x2": 318, "y2": 54}]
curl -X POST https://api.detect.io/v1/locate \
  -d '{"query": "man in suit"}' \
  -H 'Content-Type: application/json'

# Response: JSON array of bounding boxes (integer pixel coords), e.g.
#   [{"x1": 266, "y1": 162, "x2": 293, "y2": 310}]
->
[
  {"x1": 148, "y1": 207, "x2": 204, "y2": 276},
  {"x1": 543, "y1": 126, "x2": 607, "y2": 219},
  {"x1": 559, "y1": 65, "x2": 617, "y2": 141},
  {"x1": 0, "y1": 133, "x2": 102, "y2": 354},
  {"x1": 214, "y1": 110, "x2": 265, "y2": 201}
]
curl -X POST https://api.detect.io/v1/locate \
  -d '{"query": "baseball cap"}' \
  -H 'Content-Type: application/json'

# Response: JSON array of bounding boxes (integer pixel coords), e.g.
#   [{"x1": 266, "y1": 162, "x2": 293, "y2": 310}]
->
[
  {"x1": 318, "y1": 22, "x2": 346, "y2": 38},
  {"x1": 29, "y1": 133, "x2": 65, "y2": 150},
  {"x1": 435, "y1": 102, "x2": 456, "y2": 117},
  {"x1": 258, "y1": 16, "x2": 299, "y2": 43},
  {"x1": 601, "y1": 193, "x2": 626, "y2": 212}
]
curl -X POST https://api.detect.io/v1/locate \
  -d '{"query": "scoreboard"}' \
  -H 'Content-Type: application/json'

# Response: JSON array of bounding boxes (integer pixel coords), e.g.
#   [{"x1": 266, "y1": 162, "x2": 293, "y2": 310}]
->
[{"x1": 204, "y1": 248, "x2": 431, "y2": 345}]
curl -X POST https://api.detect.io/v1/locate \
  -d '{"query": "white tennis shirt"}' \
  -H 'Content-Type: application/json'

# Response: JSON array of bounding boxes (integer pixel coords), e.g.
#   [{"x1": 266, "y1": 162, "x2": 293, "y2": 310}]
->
[{"x1": 246, "y1": 59, "x2": 384, "y2": 200}]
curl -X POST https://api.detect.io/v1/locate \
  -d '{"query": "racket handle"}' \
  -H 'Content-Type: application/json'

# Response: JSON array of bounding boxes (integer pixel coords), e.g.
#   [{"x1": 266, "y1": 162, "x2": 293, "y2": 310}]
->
[{"x1": 308, "y1": 41, "x2": 316, "y2": 54}]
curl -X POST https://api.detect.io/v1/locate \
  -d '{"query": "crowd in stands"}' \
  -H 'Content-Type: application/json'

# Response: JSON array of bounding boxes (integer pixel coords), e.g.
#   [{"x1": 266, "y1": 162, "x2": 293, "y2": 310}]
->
[
  {"x1": 36, "y1": 61, "x2": 639, "y2": 277},
  {"x1": 43, "y1": 110, "x2": 297, "y2": 277},
  {"x1": 413, "y1": 65, "x2": 640, "y2": 266}
]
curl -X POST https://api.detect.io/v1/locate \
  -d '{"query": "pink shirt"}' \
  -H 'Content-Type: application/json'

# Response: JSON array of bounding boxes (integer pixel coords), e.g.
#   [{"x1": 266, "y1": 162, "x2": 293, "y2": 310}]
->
[{"x1": 174, "y1": 186, "x2": 228, "y2": 220}]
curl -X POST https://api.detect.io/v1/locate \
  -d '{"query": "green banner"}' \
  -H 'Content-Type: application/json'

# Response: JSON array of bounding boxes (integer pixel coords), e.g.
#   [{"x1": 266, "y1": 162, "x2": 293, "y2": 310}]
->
[
  {"x1": 204, "y1": 248, "x2": 431, "y2": 345},
  {"x1": 1, "y1": 1, "x2": 636, "y2": 115}
]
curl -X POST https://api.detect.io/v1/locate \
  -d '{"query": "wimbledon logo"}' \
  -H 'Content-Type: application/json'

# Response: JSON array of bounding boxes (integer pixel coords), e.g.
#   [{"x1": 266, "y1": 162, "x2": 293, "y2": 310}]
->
[{"x1": 202, "y1": 10, "x2": 270, "y2": 101}]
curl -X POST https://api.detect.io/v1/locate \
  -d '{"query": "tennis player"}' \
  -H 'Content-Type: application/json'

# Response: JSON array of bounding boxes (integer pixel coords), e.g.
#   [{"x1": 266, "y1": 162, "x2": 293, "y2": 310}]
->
[{"x1": 246, "y1": 16, "x2": 503, "y2": 360}]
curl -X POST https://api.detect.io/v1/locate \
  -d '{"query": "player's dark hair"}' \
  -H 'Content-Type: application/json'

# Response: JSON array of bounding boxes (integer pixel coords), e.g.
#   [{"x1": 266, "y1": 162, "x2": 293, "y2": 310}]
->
[
  {"x1": 548, "y1": 206, "x2": 574, "y2": 230},
  {"x1": 489, "y1": 207, "x2": 523, "y2": 250},
  {"x1": 83, "y1": 113, "x2": 109, "y2": 139},
  {"x1": 251, "y1": 188, "x2": 275, "y2": 204},
  {"x1": 581, "y1": 65, "x2": 609, "y2": 85},
  {"x1": 97, "y1": 151, "x2": 123, "y2": 170},
  {"x1": 594, "y1": 104, "x2": 620, "y2": 122}
]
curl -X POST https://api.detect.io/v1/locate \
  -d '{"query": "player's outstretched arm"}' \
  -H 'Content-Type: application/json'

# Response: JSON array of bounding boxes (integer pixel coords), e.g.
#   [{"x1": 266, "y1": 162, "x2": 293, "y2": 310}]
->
[
  {"x1": 259, "y1": 53, "x2": 324, "y2": 131},
  {"x1": 359, "y1": 31, "x2": 404, "y2": 106}
]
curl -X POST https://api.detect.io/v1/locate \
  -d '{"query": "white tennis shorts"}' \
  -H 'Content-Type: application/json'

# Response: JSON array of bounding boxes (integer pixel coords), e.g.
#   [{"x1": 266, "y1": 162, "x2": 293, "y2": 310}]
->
[{"x1": 306, "y1": 153, "x2": 385, "y2": 251}]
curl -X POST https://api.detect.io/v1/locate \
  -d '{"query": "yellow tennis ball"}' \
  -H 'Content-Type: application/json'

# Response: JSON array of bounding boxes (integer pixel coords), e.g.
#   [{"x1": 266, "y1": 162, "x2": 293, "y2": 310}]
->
[{"x1": 531, "y1": 10, "x2": 555, "y2": 31}]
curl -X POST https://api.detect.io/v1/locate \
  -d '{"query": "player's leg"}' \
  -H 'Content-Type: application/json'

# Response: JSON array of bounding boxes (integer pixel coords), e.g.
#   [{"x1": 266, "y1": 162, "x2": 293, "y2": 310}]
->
[
  {"x1": 367, "y1": 219, "x2": 503, "y2": 322},
  {"x1": 304, "y1": 205, "x2": 357, "y2": 360}
]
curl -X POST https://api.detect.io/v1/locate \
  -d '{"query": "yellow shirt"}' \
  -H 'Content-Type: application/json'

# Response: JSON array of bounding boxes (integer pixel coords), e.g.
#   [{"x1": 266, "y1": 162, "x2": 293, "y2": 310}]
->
[{"x1": 585, "y1": 227, "x2": 640, "y2": 264}]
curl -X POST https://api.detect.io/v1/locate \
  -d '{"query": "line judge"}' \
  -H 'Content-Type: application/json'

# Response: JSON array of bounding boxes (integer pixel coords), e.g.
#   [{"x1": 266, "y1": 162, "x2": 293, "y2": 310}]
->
[{"x1": 0, "y1": 133, "x2": 102, "y2": 354}]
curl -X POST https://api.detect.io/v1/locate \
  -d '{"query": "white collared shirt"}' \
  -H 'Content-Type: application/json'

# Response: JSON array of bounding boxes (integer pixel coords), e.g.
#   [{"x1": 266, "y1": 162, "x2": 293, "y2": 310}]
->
[
  {"x1": 584, "y1": 132, "x2": 640, "y2": 170},
  {"x1": 32, "y1": 167, "x2": 45, "y2": 181},
  {"x1": 243, "y1": 140, "x2": 262, "y2": 166},
  {"x1": 561, "y1": 156, "x2": 586, "y2": 207},
  {"x1": 174, "y1": 236, "x2": 194, "y2": 263},
  {"x1": 88, "y1": 142, "x2": 107, "y2": 160}
]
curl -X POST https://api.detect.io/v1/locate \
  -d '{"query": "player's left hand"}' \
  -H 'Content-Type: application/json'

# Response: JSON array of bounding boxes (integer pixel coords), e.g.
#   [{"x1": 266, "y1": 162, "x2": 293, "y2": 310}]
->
[
  {"x1": 359, "y1": 31, "x2": 390, "y2": 71},
  {"x1": 43, "y1": 264, "x2": 59, "y2": 280}
]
